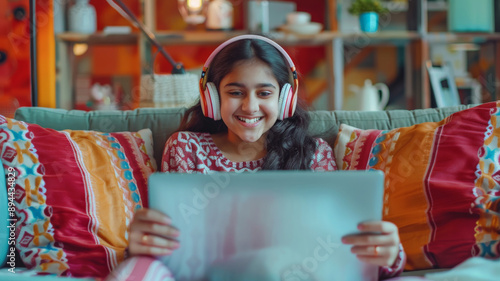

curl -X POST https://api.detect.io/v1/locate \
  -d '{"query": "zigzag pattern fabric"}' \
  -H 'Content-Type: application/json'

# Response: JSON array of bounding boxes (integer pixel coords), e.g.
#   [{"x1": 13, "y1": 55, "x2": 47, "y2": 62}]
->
[
  {"x1": 0, "y1": 116, "x2": 156, "y2": 277},
  {"x1": 334, "y1": 101, "x2": 500, "y2": 271}
]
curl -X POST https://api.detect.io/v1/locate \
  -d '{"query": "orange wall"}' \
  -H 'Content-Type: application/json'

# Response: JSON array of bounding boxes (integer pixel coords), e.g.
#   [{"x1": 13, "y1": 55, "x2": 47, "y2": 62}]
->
[
  {"x1": 0, "y1": 0, "x2": 31, "y2": 113},
  {"x1": 0, "y1": 0, "x2": 55, "y2": 115}
]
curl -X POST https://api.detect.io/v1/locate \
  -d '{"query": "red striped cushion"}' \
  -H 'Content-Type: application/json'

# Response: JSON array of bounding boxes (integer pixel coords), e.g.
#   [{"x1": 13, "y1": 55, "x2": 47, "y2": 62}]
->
[
  {"x1": 333, "y1": 102, "x2": 500, "y2": 270},
  {"x1": 0, "y1": 116, "x2": 156, "y2": 277}
]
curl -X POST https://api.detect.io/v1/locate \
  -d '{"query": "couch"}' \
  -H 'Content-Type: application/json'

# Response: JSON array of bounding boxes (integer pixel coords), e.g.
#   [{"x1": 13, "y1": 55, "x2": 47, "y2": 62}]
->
[{"x1": 1, "y1": 103, "x2": 498, "y2": 281}]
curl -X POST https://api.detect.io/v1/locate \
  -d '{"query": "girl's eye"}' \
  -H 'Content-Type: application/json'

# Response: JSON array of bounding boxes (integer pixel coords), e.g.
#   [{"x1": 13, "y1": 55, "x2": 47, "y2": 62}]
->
[
  {"x1": 258, "y1": 91, "x2": 273, "y2": 97},
  {"x1": 228, "y1": 91, "x2": 243, "y2": 96}
]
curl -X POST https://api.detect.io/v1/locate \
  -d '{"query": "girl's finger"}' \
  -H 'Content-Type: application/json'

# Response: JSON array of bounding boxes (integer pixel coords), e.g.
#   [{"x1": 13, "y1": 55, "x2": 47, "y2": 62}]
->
[
  {"x1": 342, "y1": 233, "x2": 397, "y2": 246},
  {"x1": 132, "y1": 221, "x2": 180, "y2": 239},
  {"x1": 356, "y1": 255, "x2": 395, "y2": 267},
  {"x1": 129, "y1": 243, "x2": 173, "y2": 256},
  {"x1": 141, "y1": 234, "x2": 180, "y2": 250},
  {"x1": 350, "y1": 245, "x2": 390, "y2": 257},
  {"x1": 358, "y1": 221, "x2": 398, "y2": 234},
  {"x1": 135, "y1": 208, "x2": 172, "y2": 225}
]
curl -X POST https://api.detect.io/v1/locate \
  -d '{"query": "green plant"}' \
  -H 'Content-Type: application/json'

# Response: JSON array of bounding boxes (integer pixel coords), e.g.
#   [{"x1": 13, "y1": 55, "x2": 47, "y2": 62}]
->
[{"x1": 348, "y1": 0, "x2": 388, "y2": 15}]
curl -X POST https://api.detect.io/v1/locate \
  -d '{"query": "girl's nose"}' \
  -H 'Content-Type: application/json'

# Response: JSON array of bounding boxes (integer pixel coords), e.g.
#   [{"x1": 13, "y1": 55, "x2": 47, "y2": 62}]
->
[{"x1": 242, "y1": 94, "x2": 259, "y2": 113}]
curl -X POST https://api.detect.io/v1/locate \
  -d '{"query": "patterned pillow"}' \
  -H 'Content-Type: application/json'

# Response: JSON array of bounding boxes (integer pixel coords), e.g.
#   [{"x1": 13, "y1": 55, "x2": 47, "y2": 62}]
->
[
  {"x1": 0, "y1": 115, "x2": 156, "y2": 277},
  {"x1": 333, "y1": 102, "x2": 500, "y2": 271}
]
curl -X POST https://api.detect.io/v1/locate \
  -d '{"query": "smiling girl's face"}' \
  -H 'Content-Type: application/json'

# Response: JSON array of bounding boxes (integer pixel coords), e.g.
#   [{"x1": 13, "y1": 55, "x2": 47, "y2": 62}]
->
[{"x1": 218, "y1": 58, "x2": 280, "y2": 145}]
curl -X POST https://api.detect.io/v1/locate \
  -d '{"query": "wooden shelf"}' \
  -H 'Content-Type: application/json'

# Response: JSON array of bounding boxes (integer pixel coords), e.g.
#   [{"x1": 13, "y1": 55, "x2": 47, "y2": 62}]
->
[
  {"x1": 340, "y1": 31, "x2": 420, "y2": 44},
  {"x1": 56, "y1": 32, "x2": 138, "y2": 45},
  {"x1": 57, "y1": 30, "x2": 500, "y2": 47},
  {"x1": 57, "y1": 30, "x2": 424, "y2": 46},
  {"x1": 153, "y1": 31, "x2": 339, "y2": 46},
  {"x1": 425, "y1": 32, "x2": 500, "y2": 43},
  {"x1": 154, "y1": 31, "x2": 245, "y2": 45}
]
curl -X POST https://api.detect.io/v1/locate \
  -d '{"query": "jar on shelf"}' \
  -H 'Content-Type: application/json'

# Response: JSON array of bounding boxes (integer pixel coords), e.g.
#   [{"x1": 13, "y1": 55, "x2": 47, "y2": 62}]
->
[
  {"x1": 206, "y1": 0, "x2": 233, "y2": 30},
  {"x1": 68, "y1": 0, "x2": 97, "y2": 34}
]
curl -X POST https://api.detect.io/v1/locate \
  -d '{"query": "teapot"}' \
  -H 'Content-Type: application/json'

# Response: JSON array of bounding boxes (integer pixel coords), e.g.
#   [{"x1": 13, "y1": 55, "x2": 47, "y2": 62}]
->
[{"x1": 349, "y1": 79, "x2": 390, "y2": 111}]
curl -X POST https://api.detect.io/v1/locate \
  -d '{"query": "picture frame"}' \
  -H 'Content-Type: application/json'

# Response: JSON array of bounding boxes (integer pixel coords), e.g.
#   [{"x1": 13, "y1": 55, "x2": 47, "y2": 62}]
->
[{"x1": 426, "y1": 61, "x2": 461, "y2": 108}]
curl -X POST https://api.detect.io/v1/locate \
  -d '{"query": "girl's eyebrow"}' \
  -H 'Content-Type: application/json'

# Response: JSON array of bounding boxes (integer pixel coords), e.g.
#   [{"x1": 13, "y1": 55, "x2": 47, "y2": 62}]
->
[{"x1": 224, "y1": 82, "x2": 277, "y2": 89}]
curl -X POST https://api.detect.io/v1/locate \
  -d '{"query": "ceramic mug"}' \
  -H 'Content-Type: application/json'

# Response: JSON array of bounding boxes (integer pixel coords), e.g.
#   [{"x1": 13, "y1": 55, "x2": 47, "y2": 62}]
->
[{"x1": 286, "y1": 12, "x2": 311, "y2": 25}]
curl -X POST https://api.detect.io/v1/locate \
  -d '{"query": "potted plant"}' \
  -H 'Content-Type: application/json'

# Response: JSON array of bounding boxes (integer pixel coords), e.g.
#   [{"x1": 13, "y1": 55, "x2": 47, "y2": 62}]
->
[{"x1": 348, "y1": 0, "x2": 388, "y2": 33}]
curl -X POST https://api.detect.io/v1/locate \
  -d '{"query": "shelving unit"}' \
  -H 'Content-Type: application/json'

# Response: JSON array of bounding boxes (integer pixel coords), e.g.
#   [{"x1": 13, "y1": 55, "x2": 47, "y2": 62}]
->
[
  {"x1": 56, "y1": 30, "x2": 422, "y2": 110},
  {"x1": 332, "y1": 0, "x2": 500, "y2": 109},
  {"x1": 55, "y1": 0, "x2": 500, "y2": 110},
  {"x1": 56, "y1": 32, "x2": 140, "y2": 109}
]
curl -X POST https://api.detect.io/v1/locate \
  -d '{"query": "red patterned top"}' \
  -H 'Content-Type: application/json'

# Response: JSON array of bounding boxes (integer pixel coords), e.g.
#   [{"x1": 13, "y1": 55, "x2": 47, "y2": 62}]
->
[
  {"x1": 161, "y1": 131, "x2": 337, "y2": 173},
  {"x1": 161, "y1": 131, "x2": 405, "y2": 278}
]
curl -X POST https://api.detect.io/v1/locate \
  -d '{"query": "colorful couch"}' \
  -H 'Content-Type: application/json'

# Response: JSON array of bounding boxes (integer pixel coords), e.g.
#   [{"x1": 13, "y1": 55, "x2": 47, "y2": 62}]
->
[{"x1": 0, "y1": 102, "x2": 499, "y2": 280}]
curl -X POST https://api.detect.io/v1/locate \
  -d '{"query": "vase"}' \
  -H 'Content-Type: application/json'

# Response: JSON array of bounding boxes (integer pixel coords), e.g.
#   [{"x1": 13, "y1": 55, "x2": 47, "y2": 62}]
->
[
  {"x1": 53, "y1": 0, "x2": 66, "y2": 33},
  {"x1": 206, "y1": 0, "x2": 233, "y2": 30},
  {"x1": 359, "y1": 12, "x2": 378, "y2": 33},
  {"x1": 68, "y1": 0, "x2": 96, "y2": 34}
]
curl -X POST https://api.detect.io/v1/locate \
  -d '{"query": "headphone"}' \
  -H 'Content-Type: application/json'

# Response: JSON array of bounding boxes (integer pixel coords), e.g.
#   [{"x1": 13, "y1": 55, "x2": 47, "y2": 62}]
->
[{"x1": 199, "y1": 35, "x2": 299, "y2": 121}]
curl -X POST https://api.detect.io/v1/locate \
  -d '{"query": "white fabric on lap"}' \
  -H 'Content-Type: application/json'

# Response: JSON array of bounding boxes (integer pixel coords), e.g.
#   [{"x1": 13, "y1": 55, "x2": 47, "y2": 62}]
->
[
  {"x1": 425, "y1": 257, "x2": 500, "y2": 281},
  {"x1": 105, "y1": 256, "x2": 175, "y2": 281}
]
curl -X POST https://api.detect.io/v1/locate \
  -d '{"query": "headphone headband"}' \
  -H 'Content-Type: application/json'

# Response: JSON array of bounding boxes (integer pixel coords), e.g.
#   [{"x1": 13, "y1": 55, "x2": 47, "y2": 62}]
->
[{"x1": 203, "y1": 35, "x2": 296, "y2": 70}]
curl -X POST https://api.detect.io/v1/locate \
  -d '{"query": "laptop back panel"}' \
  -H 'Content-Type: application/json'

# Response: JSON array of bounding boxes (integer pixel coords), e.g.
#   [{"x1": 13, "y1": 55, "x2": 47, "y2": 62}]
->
[{"x1": 148, "y1": 171, "x2": 384, "y2": 281}]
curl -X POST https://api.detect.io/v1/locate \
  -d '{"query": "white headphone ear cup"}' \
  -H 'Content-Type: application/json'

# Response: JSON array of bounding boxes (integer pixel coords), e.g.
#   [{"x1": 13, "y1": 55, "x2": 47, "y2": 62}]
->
[
  {"x1": 278, "y1": 83, "x2": 292, "y2": 120},
  {"x1": 206, "y1": 82, "x2": 221, "y2": 120}
]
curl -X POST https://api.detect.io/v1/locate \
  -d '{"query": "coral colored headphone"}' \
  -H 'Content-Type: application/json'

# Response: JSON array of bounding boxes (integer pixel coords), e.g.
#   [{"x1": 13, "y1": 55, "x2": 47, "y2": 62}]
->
[{"x1": 199, "y1": 35, "x2": 299, "y2": 121}]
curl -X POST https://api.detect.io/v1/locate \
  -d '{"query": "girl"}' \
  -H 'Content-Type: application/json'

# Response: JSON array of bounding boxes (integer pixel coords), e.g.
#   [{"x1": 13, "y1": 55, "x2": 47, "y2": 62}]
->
[{"x1": 118, "y1": 35, "x2": 405, "y2": 280}]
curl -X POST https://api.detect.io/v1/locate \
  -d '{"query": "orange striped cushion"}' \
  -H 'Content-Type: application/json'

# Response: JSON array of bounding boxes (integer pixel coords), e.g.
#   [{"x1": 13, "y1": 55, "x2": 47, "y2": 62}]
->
[
  {"x1": 0, "y1": 116, "x2": 156, "y2": 277},
  {"x1": 333, "y1": 102, "x2": 500, "y2": 270}
]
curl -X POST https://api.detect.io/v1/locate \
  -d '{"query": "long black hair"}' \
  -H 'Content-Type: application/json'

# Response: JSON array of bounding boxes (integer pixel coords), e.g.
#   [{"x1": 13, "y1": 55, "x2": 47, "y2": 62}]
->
[{"x1": 177, "y1": 38, "x2": 316, "y2": 170}]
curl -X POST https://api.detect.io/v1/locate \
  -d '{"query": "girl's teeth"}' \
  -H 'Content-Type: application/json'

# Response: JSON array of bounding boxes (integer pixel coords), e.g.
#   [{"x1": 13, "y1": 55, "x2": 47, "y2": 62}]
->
[{"x1": 238, "y1": 117, "x2": 261, "y2": 123}]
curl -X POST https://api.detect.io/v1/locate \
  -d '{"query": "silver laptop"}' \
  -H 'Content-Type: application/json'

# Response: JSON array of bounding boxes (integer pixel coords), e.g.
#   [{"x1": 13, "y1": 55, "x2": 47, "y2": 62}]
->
[{"x1": 148, "y1": 171, "x2": 384, "y2": 281}]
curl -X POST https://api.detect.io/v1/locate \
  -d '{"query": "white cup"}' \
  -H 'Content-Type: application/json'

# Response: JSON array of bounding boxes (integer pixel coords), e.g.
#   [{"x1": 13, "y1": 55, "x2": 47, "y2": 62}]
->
[{"x1": 286, "y1": 12, "x2": 311, "y2": 25}]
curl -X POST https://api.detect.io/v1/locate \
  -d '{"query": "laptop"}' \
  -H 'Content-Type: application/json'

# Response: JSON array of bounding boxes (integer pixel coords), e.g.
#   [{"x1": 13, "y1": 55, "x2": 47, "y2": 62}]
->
[{"x1": 148, "y1": 170, "x2": 384, "y2": 281}]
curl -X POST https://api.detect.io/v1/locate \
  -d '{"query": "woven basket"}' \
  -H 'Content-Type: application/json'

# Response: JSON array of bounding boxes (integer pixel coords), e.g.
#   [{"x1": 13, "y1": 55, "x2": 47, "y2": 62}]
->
[{"x1": 140, "y1": 73, "x2": 199, "y2": 108}]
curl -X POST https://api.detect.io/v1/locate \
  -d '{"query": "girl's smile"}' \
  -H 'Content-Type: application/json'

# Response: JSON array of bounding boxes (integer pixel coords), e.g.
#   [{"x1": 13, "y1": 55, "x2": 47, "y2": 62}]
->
[{"x1": 235, "y1": 116, "x2": 263, "y2": 127}]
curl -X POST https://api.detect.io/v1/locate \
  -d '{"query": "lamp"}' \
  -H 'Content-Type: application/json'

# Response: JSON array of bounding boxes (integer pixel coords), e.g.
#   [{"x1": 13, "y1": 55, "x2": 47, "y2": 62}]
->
[
  {"x1": 178, "y1": 0, "x2": 208, "y2": 25},
  {"x1": 107, "y1": 0, "x2": 185, "y2": 73},
  {"x1": 108, "y1": 0, "x2": 199, "y2": 109}
]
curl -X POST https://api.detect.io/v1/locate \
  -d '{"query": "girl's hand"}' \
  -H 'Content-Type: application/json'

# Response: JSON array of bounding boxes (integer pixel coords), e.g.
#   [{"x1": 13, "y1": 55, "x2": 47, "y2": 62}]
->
[
  {"x1": 128, "y1": 208, "x2": 181, "y2": 257},
  {"x1": 341, "y1": 221, "x2": 400, "y2": 267}
]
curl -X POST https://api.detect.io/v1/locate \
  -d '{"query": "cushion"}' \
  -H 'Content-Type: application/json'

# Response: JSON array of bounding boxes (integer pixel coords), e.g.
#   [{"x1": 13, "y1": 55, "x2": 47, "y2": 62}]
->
[
  {"x1": 0, "y1": 115, "x2": 157, "y2": 277},
  {"x1": 333, "y1": 102, "x2": 500, "y2": 271},
  {"x1": 14, "y1": 107, "x2": 185, "y2": 169}
]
